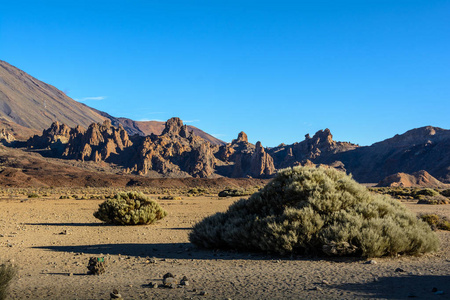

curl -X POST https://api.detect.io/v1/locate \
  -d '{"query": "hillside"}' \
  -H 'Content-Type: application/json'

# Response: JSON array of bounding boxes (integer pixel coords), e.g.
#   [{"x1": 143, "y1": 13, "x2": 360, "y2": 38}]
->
[{"x1": 0, "y1": 60, "x2": 106, "y2": 130}]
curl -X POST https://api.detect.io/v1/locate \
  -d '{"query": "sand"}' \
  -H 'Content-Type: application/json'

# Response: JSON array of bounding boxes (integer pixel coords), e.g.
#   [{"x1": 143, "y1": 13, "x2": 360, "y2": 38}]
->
[{"x1": 1, "y1": 195, "x2": 449, "y2": 300}]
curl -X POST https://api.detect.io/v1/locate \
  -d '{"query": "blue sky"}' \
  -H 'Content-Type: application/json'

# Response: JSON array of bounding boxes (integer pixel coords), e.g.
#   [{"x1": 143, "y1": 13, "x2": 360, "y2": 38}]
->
[{"x1": 1, "y1": 0, "x2": 449, "y2": 146}]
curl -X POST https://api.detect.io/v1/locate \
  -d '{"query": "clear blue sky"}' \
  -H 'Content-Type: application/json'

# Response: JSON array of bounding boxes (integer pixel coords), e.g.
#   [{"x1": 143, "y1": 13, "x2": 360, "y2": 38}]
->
[{"x1": 1, "y1": 0, "x2": 449, "y2": 146}]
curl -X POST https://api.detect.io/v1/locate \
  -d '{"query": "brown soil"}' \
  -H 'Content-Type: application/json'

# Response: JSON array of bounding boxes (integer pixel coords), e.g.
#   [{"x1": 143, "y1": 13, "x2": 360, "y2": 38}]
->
[{"x1": 1, "y1": 194, "x2": 449, "y2": 300}]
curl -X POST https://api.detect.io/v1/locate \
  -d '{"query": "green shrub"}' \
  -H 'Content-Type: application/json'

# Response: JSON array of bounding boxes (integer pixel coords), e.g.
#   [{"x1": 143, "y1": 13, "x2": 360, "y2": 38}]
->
[
  {"x1": 0, "y1": 263, "x2": 17, "y2": 300},
  {"x1": 417, "y1": 194, "x2": 450, "y2": 205},
  {"x1": 93, "y1": 192, "x2": 167, "y2": 225},
  {"x1": 414, "y1": 188, "x2": 439, "y2": 197},
  {"x1": 218, "y1": 188, "x2": 257, "y2": 197},
  {"x1": 190, "y1": 166, "x2": 439, "y2": 257},
  {"x1": 420, "y1": 214, "x2": 450, "y2": 231},
  {"x1": 440, "y1": 189, "x2": 450, "y2": 197}
]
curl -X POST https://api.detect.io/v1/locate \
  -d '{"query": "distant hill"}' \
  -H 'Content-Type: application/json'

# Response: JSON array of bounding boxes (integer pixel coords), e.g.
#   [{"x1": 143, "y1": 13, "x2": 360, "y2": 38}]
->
[
  {"x1": 0, "y1": 60, "x2": 106, "y2": 130},
  {"x1": 376, "y1": 170, "x2": 449, "y2": 188}
]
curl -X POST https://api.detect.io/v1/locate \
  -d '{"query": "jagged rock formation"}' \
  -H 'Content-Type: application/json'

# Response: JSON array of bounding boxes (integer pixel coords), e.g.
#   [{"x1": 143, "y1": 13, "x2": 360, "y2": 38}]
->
[
  {"x1": 268, "y1": 129, "x2": 358, "y2": 169},
  {"x1": 376, "y1": 170, "x2": 449, "y2": 188},
  {"x1": 216, "y1": 132, "x2": 275, "y2": 178},
  {"x1": 0, "y1": 128, "x2": 15, "y2": 143}
]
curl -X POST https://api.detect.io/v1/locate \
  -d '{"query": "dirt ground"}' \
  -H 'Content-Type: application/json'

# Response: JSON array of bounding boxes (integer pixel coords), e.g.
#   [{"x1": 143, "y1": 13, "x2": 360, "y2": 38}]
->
[{"x1": 1, "y1": 194, "x2": 449, "y2": 300}]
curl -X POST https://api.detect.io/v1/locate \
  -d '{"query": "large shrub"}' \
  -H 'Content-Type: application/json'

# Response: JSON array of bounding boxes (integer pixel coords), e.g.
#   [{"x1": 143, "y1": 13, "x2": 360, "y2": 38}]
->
[
  {"x1": 0, "y1": 263, "x2": 17, "y2": 300},
  {"x1": 94, "y1": 192, "x2": 167, "y2": 225},
  {"x1": 189, "y1": 167, "x2": 439, "y2": 257}
]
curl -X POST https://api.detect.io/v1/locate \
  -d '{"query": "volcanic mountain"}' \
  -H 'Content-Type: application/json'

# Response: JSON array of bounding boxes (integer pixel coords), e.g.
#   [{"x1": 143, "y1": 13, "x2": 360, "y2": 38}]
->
[{"x1": 0, "y1": 60, "x2": 223, "y2": 144}]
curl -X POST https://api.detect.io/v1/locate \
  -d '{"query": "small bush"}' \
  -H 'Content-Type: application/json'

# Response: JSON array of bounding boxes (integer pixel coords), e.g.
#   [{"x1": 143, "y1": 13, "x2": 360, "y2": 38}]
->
[
  {"x1": 440, "y1": 189, "x2": 450, "y2": 197},
  {"x1": 190, "y1": 166, "x2": 439, "y2": 257},
  {"x1": 414, "y1": 188, "x2": 439, "y2": 197},
  {"x1": 218, "y1": 188, "x2": 257, "y2": 197},
  {"x1": 420, "y1": 214, "x2": 450, "y2": 231},
  {"x1": 0, "y1": 263, "x2": 17, "y2": 300},
  {"x1": 417, "y1": 194, "x2": 450, "y2": 205},
  {"x1": 27, "y1": 193, "x2": 39, "y2": 198},
  {"x1": 93, "y1": 192, "x2": 167, "y2": 225}
]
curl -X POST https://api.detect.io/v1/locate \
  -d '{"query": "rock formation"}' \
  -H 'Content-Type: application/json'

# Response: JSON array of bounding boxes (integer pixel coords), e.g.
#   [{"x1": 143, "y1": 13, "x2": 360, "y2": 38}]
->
[{"x1": 216, "y1": 132, "x2": 275, "y2": 178}]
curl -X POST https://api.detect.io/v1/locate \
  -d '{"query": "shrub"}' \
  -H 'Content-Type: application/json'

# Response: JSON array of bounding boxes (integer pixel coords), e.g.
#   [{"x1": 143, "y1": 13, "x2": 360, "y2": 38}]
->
[
  {"x1": 0, "y1": 263, "x2": 17, "y2": 300},
  {"x1": 189, "y1": 166, "x2": 439, "y2": 257},
  {"x1": 93, "y1": 192, "x2": 167, "y2": 225},
  {"x1": 414, "y1": 188, "x2": 439, "y2": 197},
  {"x1": 218, "y1": 188, "x2": 257, "y2": 197},
  {"x1": 440, "y1": 189, "x2": 450, "y2": 197},
  {"x1": 417, "y1": 194, "x2": 450, "y2": 205},
  {"x1": 420, "y1": 214, "x2": 450, "y2": 231},
  {"x1": 27, "y1": 193, "x2": 39, "y2": 198}
]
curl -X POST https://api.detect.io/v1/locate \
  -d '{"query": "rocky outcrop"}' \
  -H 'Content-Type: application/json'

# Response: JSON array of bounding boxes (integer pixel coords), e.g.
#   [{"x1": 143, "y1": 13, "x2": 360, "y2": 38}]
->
[
  {"x1": 217, "y1": 132, "x2": 275, "y2": 178},
  {"x1": 268, "y1": 129, "x2": 358, "y2": 169},
  {"x1": 0, "y1": 128, "x2": 15, "y2": 143}
]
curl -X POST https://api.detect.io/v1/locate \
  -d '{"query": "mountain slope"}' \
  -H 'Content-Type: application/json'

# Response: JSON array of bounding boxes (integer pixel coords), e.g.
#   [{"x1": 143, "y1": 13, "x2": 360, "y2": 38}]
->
[{"x1": 0, "y1": 60, "x2": 106, "y2": 130}]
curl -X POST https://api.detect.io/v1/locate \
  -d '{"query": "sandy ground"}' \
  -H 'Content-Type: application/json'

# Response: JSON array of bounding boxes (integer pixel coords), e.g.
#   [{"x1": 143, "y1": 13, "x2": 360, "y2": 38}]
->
[{"x1": 1, "y1": 195, "x2": 449, "y2": 300}]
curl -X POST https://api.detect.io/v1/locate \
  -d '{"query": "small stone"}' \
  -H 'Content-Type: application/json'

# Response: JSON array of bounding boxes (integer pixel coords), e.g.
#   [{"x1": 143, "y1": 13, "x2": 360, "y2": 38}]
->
[
  {"x1": 68, "y1": 273, "x2": 73, "y2": 276},
  {"x1": 321, "y1": 280, "x2": 329, "y2": 285},
  {"x1": 163, "y1": 272, "x2": 174, "y2": 279},
  {"x1": 395, "y1": 268, "x2": 405, "y2": 272},
  {"x1": 163, "y1": 277, "x2": 176, "y2": 288},
  {"x1": 199, "y1": 291, "x2": 208, "y2": 296},
  {"x1": 366, "y1": 260, "x2": 377, "y2": 264},
  {"x1": 311, "y1": 286, "x2": 322, "y2": 291},
  {"x1": 110, "y1": 289, "x2": 122, "y2": 299},
  {"x1": 148, "y1": 282, "x2": 158, "y2": 288}
]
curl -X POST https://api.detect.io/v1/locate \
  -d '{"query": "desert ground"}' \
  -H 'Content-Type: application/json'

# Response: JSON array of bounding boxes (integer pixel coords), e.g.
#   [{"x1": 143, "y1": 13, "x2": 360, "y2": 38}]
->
[{"x1": 1, "y1": 189, "x2": 449, "y2": 300}]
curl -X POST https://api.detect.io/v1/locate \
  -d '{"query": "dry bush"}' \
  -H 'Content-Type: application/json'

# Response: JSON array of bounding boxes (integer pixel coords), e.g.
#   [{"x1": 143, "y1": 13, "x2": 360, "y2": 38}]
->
[
  {"x1": 93, "y1": 191, "x2": 167, "y2": 225},
  {"x1": 0, "y1": 263, "x2": 17, "y2": 300},
  {"x1": 218, "y1": 188, "x2": 258, "y2": 197},
  {"x1": 190, "y1": 166, "x2": 439, "y2": 257},
  {"x1": 417, "y1": 194, "x2": 450, "y2": 205},
  {"x1": 420, "y1": 214, "x2": 450, "y2": 231}
]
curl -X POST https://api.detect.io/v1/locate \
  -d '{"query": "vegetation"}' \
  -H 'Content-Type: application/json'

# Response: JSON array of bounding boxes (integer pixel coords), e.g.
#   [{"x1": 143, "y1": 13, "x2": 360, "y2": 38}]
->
[
  {"x1": 420, "y1": 214, "x2": 450, "y2": 231},
  {"x1": 190, "y1": 166, "x2": 439, "y2": 257},
  {"x1": 218, "y1": 188, "x2": 258, "y2": 197},
  {"x1": 93, "y1": 191, "x2": 167, "y2": 225},
  {"x1": 0, "y1": 263, "x2": 17, "y2": 300},
  {"x1": 27, "y1": 193, "x2": 39, "y2": 198},
  {"x1": 417, "y1": 194, "x2": 450, "y2": 205}
]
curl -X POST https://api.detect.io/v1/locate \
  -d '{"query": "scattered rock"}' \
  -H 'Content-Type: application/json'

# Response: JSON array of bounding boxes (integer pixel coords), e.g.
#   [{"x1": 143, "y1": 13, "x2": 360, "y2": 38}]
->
[
  {"x1": 395, "y1": 268, "x2": 405, "y2": 272},
  {"x1": 162, "y1": 273, "x2": 176, "y2": 288},
  {"x1": 148, "y1": 282, "x2": 158, "y2": 289},
  {"x1": 199, "y1": 291, "x2": 208, "y2": 296},
  {"x1": 365, "y1": 260, "x2": 377, "y2": 264},
  {"x1": 180, "y1": 276, "x2": 189, "y2": 286},
  {"x1": 311, "y1": 286, "x2": 322, "y2": 291},
  {"x1": 110, "y1": 289, "x2": 123, "y2": 300}
]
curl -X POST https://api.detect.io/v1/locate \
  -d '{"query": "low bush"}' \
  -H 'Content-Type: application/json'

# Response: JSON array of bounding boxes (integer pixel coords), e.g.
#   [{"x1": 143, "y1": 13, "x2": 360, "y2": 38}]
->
[
  {"x1": 417, "y1": 194, "x2": 450, "y2": 205},
  {"x1": 94, "y1": 192, "x2": 167, "y2": 225},
  {"x1": 440, "y1": 189, "x2": 450, "y2": 197},
  {"x1": 0, "y1": 263, "x2": 17, "y2": 300},
  {"x1": 218, "y1": 188, "x2": 256, "y2": 197},
  {"x1": 190, "y1": 166, "x2": 439, "y2": 257},
  {"x1": 420, "y1": 214, "x2": 450, "y2": 231},
  {"x1": 27, "y1": 193, "x2": 39, "y2": 198}
]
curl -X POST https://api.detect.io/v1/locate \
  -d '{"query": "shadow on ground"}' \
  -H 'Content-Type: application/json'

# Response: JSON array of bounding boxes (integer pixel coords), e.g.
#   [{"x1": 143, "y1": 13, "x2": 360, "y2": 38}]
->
[
  {"x1": 25, "y1": 222, "x2": 111, "y2": 227},
  {"x1": 332, "y1": 275, "x2": 450, "y2": 299},
  {"x1": 32, "y1": 242, "x2": 364, "y2": 263}
]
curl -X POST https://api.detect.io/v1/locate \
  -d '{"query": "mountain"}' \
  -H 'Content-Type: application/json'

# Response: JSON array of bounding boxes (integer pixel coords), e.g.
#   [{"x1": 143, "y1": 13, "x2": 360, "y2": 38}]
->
[
  {"x1": 0, "y1": 60, "x2": 224, "y2": 145},
  {"x1": 332, "y1": 126, "x2": 450, "y2": 183},
  {"x1": 0, "y1": 60, "x2": 106, "y2": 130},
  {"x1": 91, "y1": 108, "x2": 225, "y2": 145}
]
